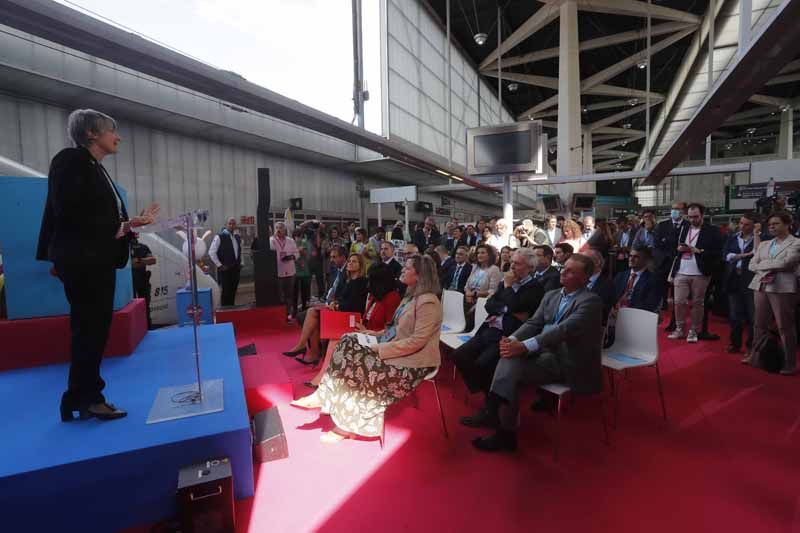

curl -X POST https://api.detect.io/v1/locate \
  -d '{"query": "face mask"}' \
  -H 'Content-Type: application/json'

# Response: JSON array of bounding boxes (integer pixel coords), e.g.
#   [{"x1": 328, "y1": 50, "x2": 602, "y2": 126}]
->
[{"x1": 670, "y1": 209, "x2": 681, "y2": 221}]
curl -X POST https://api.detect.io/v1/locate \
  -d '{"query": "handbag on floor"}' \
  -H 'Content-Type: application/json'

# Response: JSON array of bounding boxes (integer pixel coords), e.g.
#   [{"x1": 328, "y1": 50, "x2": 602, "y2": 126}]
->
[{"x1": 750, "y1": 328, "x2": 783, "y2": 373}]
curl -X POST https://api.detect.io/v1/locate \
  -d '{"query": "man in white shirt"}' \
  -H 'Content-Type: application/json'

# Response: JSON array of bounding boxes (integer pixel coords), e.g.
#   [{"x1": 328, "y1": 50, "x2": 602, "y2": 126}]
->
[
  {"x1": 544, "y1": 216, "x2": 562, "y2": 247},
  {"x1": 582, "y1": 216, "x2": 596, "y2": 241},
  {"x1": 269, "y1": 221, "x2": 299, "y2": 323},
  {"x1": 668, "y1": 203, "x2": 722, "y2": 343},
  {"x1": 209, "y1": 217, "x2": 242, "y2": 306}
]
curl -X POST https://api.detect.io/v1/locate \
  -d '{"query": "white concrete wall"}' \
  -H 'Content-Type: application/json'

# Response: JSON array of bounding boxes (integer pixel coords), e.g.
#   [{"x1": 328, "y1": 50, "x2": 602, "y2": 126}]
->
[{"x1": 386, "y1": 0, "x2": 514, "y2": 168}]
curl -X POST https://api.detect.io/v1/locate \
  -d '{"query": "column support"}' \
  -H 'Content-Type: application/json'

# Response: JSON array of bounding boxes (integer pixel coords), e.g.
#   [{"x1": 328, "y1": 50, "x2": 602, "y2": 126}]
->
[
  {"x1": 738, "y1": 0, "x2": 751, "y2": 57},
  {"x1": 503, "y1": 176, "x2": 513, "y2": 226},
  {"x1": 779, "y1": 108, "x2": 794, "y2": 160},
  {"x1": 557, "y1": 0, "x2": 582, "y2": 177}
]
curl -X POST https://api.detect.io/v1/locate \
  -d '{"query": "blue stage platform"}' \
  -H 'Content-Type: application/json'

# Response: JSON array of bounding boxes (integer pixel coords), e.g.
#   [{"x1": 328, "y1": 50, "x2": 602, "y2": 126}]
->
[{"x1": 0, "y1": 323, "x2": 253, "y2": 533}]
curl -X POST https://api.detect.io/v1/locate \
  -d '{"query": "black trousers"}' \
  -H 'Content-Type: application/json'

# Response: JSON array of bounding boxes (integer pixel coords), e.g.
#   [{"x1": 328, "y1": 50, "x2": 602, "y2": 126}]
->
[
  {"x1": 133, "y1": 279, "x2": 152, "y2": 329},
  {"x1": 452, "y1": 325, "x2": 503, "y2": 394},
  {"x1": 218, "y1": 266, "x2": 241, "y2": 306},
  {"x1": 57, "y1": 262, "x2": 116, "y2": 408},
  {"x1": 294, "y1": 276, "x2": 310, "y2": 311},
  {"x1": 728, "y1": 280, "x2": 755, "y2": 349},
  {"x1": 308, "y1": 259, "x2": 325, "y2": 298}
]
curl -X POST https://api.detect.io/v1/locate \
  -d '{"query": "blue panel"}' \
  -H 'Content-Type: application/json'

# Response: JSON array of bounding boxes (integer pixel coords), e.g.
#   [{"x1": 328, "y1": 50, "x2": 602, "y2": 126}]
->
[
  {"x1": 0, "y1": 323, "x2": 254, "y2": 533},
  {"x1": 0, "y1": 176, "x2": 133, "y2": 319},
  {"x1": 176, "y1": 287, "x2": 214, "y2": 326}
]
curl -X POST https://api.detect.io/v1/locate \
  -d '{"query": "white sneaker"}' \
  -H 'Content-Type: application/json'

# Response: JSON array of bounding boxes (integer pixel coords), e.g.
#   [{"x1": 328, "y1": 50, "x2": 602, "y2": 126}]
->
[
  {"x1": 667, "y1": 329, "x2": 685, "y2": 340},
  {"x1": 686, "y1": 330, "x2": 698, "y2": 343}
]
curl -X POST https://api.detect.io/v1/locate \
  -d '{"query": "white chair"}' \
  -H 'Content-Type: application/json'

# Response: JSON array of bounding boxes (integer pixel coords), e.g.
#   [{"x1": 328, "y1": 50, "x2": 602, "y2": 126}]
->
[
  {"x1": 601, "y1": 307, "x2": 666, "y2": 425},
  {"x1": 380, "y1": 366, "x2": 448, "y2": 449},
  {"x1": 440, "y1": 289, "x2": 466, "y2": 335},
  {"x1": 538, "y1": 383, "x2": 610, "y2": 461},
  {"x1": 440, "y1": 297, "x2": 488, "y2": 350}
]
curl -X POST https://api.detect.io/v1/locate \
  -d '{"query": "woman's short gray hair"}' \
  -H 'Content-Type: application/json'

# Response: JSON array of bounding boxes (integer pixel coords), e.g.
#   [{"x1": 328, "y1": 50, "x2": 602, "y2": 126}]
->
[{"x1": 67, "y1": 109, "x2": 117, "y2": 147}]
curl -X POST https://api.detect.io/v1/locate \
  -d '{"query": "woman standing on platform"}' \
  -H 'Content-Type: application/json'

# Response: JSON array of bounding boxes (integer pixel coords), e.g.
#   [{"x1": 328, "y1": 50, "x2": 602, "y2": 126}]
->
[
  {"x1": 284, "y1": 253, "x2": 368, "y2": 365},
  {"x1": 744, "y1": 212, "x2": 800, "y2": 375},
  {"x1": 291, "y1": 255, "x2": 441, "y2": 443},
  {"x1": 37, "y1": 109, "x2": 159, "y2": 422}
]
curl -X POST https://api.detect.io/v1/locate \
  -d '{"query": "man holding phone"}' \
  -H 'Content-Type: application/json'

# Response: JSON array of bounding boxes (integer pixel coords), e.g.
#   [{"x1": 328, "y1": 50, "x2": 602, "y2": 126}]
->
[{"x1": 668, "y1": 203, "x2": 722, "y2": 343}]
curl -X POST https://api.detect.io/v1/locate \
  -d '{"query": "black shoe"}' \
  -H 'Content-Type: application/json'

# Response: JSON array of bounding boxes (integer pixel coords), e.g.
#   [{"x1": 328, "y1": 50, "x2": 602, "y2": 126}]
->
[
  {"x1": 698, "y1": 332, "x2": 720, "y2": 341},
  {"x1": 664, "y1": 322, "x2": 676, "y2": 333},
  {"x1": 459, "y1": 408, "x2": 499, "y2": 429},
  {"x1": 303, "y1": 381, "x2": 318, "y2": 389},
  {"x1": 282, "y1": 348, "x2": 306, "y2": 357},
  {"x1": 295, "y1": 356, "x2": 320, "y2": 366},
  {"x1": 60, "y1": 394, "x2": 83, "y2": 422},
  {"x1": 725, "y1": 345, "x2": 741, "y2": 353},
  {"x1": 471, "y1": 431, "x2": 517, "y2": 453}
]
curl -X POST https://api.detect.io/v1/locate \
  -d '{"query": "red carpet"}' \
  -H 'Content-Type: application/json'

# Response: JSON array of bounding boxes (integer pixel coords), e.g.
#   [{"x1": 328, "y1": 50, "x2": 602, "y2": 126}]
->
[
  {"x1": 222, "y1": 312, "x2": 800, "y2": 533},
  {"x1": 123, "y1": 310, "x2": 800, "y2": 532}
]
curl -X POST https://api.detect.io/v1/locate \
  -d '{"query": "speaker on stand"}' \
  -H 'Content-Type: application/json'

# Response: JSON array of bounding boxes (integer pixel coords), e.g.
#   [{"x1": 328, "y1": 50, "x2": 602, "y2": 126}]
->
[{"x1": 253, "y1": 168, "x2": 281, "y2": 307}]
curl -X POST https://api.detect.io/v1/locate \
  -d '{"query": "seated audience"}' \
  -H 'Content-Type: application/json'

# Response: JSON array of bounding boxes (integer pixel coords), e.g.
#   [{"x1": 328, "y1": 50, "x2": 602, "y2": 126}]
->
[
  {"x1": 453, "y1": 249, "x2": 544, "y2": 397},
  {"x1": 584, "y1": 249, "x2": 615, "y2": 325},
  {"x1": 378, "y1": 240, "x2": 403, "y2": 279},
  {"x1": 532, "y1": 245, "x2": 561, "y2": 293},
  {"x1": 283, "y1": 253, "x2": 368, "y2": 364},
  {"x1": 499, "y1": 246, "x2": 513, "y2": 272},
  {"x1": 291, "y1": 255, "x2": 443, "y2": 443},
  {"x1": 435, "y1": 244, "x2": 454, "y2": 280},
  {"x1": 303, "y1": 263, "x2": 402, "y2": 388},
  {"x1": 465, "y1": 244, "x2": 502, "y2": 305},
  {"x1": 465, "y1": 255, "x2": 603, "y2": 452},
  {"x1": 443, "y1": 245, "x2": 472, "y2": 293},
  {"x1": 612, "y1": 245, "x2": 662, "y2": 313},
  {"x1": 553, "y1": 242, "x2": 573, "y2": 270}
]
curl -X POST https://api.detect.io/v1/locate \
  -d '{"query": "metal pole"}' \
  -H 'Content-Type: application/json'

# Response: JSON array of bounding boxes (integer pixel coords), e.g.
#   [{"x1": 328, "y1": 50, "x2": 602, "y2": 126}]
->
[
  {"x1": 377, "y1": 203, "x2": 382, "y2": 227},
  {"x1": 446, "y1": 0, "x2": 452, "y2": 167},
  {"x1": 645, "y1": 0, "x2": 652, "y2": 170},
  {"x1": 503, "y1": 175, "x2": 513, "y2": 227},
  {"x1": 738, "y1": 0, "x2": 751, "y2": 57},
  {"x1": 352, "y1": 0, "x2": 365, "y2": 129},
  {"x1": 497, "y1": 5, "x2": 502, "y2": 123},
  {"x1": 706, "y1": 0, "x2": 715, "y2": 166},
  {"x1": 187, "y1": 215, "x2": 202, "y2": 400},
  {"x1": 404, "y1": 199, "x2": 409, "y2": 241}
]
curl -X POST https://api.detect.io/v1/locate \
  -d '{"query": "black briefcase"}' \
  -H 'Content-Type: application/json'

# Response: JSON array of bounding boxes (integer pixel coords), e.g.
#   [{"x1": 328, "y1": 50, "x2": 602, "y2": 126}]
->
[{"x1": 176, "y1": 457, "x2": 235, "y2": 533}]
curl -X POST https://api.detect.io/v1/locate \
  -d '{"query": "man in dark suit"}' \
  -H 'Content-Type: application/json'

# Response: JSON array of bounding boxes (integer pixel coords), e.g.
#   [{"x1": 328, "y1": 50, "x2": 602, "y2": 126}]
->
[
  {"x1": 532, "y1": 245, "x2": 561, "y2": 293},
  {"x1": 668, "y1": 203, "x2": 723, "y2": 343},
  {"x1": 613, "y1": 245, "x2": 663, "y2": 313},
  {"x1": 722, "y1": 213, "x2": 759, "y2": 353},
  {"x1": 467, "y1": 254, "x2": 603, "y2": 452},
  {"x1": 377, "y1": 241, "x2": 402, "y2": 279},
  {"x1": 413, "y1": 216, "x2": 441, "y2": 251},
  {"x1": 463, "y1": 225, "x2": 479, "y2": 247},
  {"x1": 654, "y1": 202, "x2": 689, "y2": 330},
  {"x1": 209, "y1": 217, "x2": 243, "y2": 306},
  {"x1": 37, "y1": 109, "x2": 159, "y2": 422},
  {"x1": 585, "y1": 249, "x2": 615, "y2": 326},
  {"x1": 454, "y1": 249, "x2": 544, "y2": 399},
  {"x1": 443, "y1": 246, "x2": 472, "y2": 293}
]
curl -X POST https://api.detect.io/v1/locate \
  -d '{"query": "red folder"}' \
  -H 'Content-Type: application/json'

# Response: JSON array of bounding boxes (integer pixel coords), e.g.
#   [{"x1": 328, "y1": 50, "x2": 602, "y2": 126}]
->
[{"x1": 320, "y1": 309, "x2": 362, "y2": 340}]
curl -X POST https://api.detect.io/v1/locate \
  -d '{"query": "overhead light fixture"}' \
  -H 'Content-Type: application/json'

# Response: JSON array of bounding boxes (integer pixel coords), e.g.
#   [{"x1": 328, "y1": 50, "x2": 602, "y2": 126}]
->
[
  {"x1": 508, "y1": 82, "x2": 519, "y2": 92},
  {"x1": 746, "y1": 127, "x2": 757, "y2": 135},
  {"x1": 724, "y1": 143, "x2": 733, "y2": 150},
  {"x1": 474, "y1": 32, "x2": 488, "y2": 46},
  {"x1": 548, "y1": 145, "x2": 556, "y2": 154},
  {"x1": 621, "y1": 140, "x2": 628, "y2": 147},
  {"x1": 450, "y1": 175, "x2": 464, "y2": 181},
  {"x1": 435, "y1": 169, "x2": 451, "y2": 177},
  {"x1": 628, "y1": 98, "x2": 639, "y2": 106},
  {"x1": 582, "y1": 106, "x2": 588, "y2": 114},
  {"x1": 637, "y1": 59, "x2": 648, "y2": 69},
  {"x1": 781, "y1": 104, "x2": 792, "y2": 112},
  {"x1": 622, "y1": 123, "x2": 632, "y2": 129}
]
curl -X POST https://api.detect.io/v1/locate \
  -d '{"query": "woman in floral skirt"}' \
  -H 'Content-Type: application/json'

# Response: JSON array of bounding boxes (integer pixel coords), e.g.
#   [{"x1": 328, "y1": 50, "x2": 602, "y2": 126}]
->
[{"x1": 291, "y1": 254, "x2": 442, "y2": 443}]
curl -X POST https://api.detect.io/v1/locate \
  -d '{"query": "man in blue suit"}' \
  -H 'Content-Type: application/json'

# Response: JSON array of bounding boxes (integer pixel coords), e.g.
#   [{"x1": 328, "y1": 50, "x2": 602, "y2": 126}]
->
[
  {"x1": 443, "y1": 246, "x2": 472, "y2": 293},
  {"x1": 722, "y1": 213, "x2": 760, "y2": 353},
  {"x1": 613, "y1": 245, "x2": 663, "y2": 313}
]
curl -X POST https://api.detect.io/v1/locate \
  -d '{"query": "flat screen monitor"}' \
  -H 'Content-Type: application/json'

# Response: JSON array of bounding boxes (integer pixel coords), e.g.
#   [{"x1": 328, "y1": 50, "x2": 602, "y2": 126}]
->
[
  {"x1": 572, "y1": 194, "x2": 596, "y2": 211},
  {"x1": 467, "y1": 121, "x2": 544, "y2": 176},
  {"x1": 542, "y1": 195, "x2": 562, "y2": 213}
]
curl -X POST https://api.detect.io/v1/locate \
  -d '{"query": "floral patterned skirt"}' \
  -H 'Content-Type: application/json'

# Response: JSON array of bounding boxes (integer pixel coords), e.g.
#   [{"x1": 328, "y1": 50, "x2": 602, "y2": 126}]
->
[{"x1": 317, "y1": 333, "x2": 434, "y2": 437}]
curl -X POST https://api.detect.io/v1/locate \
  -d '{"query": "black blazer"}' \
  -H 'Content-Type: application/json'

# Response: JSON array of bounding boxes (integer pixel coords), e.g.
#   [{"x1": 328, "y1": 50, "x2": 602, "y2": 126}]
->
[
  {"x1": 37, "y1": 147, "x2": 129, "y2": 269},
  {"x1": 653, "y1": 218, "x2": 688, "y2": 272},
  {"x1": 443, "y1": 261, "x2": 472, "y2": 293},
  {"x1": 337, "y1": 276, "x2": 368, "y2": 314},
  {"x1": 613, "y1": 269, "x2": 663, "y2": 313},
  {"x1": 669, "y1": 223, "x2": 722, "y2": 278},
  {"x1": 533, "y1": 265, "x2": 561, "y2": 293},
  {"x1": 722, "y1": 233, "x2": 756, "y2": 290},
  {"x1": 382, "y1": 258, "x2": 403, "y2": 279},
  {"x1": 588, "y1": 274, "x2": 616, "y2": 325},
  {"x1": 482, "y1": 277, "x2": 545, "y2": 336}
]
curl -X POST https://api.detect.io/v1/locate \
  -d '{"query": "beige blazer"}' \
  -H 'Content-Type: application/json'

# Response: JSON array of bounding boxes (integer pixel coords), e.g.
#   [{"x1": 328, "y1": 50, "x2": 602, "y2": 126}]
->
[
  {"x1": 377, "y1": 292, "x2": 442, "y2": 369},
  {"x1": 748, "y1": 235, "x2": 800, "y2": 293}
]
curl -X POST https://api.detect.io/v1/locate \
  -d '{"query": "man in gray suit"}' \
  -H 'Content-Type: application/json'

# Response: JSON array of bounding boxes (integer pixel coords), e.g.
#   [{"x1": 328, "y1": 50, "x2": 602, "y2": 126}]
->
[
  {"x1": 543, "y1": 215, "x2": 562, "y2": 247},
  {"x1": 465, "y1": 254, "x2": 604, "y2": 452}
]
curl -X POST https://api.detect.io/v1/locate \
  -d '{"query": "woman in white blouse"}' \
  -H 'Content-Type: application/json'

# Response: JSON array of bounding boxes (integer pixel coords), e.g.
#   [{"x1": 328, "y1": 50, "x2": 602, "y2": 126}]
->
[
  {"x1": 464, "y1": 244, "x2": 502, "y2": 306},
  {"x1": 559, "y1": 219, "x2": 586, "y2": 253}
]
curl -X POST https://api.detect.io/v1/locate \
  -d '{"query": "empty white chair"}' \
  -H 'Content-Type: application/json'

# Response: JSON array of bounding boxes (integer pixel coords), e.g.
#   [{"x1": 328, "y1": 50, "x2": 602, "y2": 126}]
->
[
  {"x1": 440, "y1": 289, "x2": 466, "y2": 334},
  {"x1": 440, "y1": 297, "x2": 488, "y2": 350},
  {"x1": 601, "y1": 307, "x2": 666, "y2": 425}
]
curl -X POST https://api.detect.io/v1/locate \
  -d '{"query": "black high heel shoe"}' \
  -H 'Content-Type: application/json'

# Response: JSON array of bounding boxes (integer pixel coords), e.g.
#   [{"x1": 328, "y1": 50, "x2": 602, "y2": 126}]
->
[{"x1": 282, "y1": 348, "x2": 306, "y2": 357}]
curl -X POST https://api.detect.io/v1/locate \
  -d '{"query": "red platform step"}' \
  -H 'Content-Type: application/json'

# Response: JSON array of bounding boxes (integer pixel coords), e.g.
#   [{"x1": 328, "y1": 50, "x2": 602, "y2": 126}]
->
[
  {"x1": 0, "y1": 298, "x2": 148, "y2": 372},
  {"x1": 215, "y1": 305, "x2": 288, "y2": 335}
]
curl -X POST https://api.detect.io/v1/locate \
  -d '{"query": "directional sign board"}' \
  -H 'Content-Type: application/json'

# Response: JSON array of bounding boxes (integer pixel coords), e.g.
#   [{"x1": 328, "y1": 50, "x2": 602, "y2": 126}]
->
[{"x1": 369, "y1": 186, "x2": 417, "y2": 204}]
